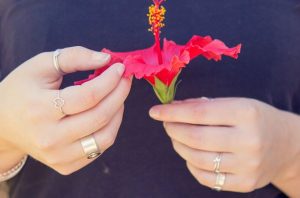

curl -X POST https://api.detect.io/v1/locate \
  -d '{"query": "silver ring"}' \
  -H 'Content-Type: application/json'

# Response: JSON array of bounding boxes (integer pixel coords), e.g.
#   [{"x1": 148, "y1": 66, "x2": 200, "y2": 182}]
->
[
  {"x1": 213, "y1": 153, "x2": 222, "y2": 173},
  {"x1": 53, "y1": 90, "x2": 66, "y2": 115},
  {"x1": 212, "y1": 172, "x2": 226, "y2": 191},
  {"x1": 53, "y1": 49, "x2": 66, "y2": 75},
  {"x1": 80, "y1": 135, "x2": 102, "y2": 159}
]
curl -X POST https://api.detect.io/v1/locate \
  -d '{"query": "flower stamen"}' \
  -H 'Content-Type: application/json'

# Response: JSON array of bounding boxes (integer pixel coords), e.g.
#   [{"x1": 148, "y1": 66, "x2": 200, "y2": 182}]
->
[
  {"x1": 147, "y1": 3, "x2": 166, "y2": 34},
  {"x1": 147, "y1": 0, "x2": 166, "y2": 64}
]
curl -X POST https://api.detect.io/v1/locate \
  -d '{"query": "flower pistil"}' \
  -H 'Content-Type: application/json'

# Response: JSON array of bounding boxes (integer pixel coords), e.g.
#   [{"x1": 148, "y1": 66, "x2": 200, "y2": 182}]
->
[{"x1": 147, "y1": 0, "x2": 166, "y2": 64}]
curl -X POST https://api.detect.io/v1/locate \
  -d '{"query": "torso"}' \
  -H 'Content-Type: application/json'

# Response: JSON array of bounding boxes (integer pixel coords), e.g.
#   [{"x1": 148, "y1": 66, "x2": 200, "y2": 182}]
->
[{"x1": 1, "y1": 0, "x2": 299, "y2": 197}]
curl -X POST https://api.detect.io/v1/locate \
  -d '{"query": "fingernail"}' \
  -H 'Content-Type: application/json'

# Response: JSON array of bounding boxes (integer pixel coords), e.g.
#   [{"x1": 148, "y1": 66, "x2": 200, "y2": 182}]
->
[
  {"x1": 163, "y1": 122, "x2": 167, "y2": 128},
  {"x1": 172, "y1": 100, "x2": 182, "y2": 104},
  {"x1": 116, "y1": 63, "x2": 125, "y2": 76},
  {"x1": 201, "y1": 97, "x2": 210, "y2": 101},
  {"x1": 92, "y1": 52, "x2": 111, "y2": 62},
  {"x1": 201, "y1": 97, "x2": 213, "y2": 101},
  {"x1": 149, "y1": 108, "x2": 160, "y2": 118}
]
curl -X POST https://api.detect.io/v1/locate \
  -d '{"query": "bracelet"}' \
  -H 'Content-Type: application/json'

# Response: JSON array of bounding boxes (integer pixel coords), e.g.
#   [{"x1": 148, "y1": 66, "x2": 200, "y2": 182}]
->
[{"x1": 0, "y1": 155, "x2": 28, "y2": 182}]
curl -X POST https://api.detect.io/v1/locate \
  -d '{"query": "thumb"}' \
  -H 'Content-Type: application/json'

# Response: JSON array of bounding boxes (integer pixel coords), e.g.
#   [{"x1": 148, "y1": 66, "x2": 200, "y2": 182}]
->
[{"x1": 26, "y1": 46, "x2": 111, "y2": 84}]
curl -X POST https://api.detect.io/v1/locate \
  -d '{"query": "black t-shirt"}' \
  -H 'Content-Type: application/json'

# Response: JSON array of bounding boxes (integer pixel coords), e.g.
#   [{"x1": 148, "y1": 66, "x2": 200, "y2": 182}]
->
[{"x1": 1, "y1": 0, "x2": 300, "y2": 197}]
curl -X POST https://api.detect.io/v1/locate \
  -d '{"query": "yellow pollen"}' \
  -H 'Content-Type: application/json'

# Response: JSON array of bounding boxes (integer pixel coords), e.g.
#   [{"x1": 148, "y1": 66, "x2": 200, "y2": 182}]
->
[{"x1": 147, "y1": 3, "x2": 166, "y2": 35}]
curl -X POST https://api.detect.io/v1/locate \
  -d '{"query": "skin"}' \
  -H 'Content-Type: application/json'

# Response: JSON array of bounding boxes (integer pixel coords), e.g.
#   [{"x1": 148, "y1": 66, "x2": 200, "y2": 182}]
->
[
  {"x1": 0, "y1": 46, "x2": 132, "y2": 175},
  {"x1": 149, "y1": 98, "x2": 300, "y2": 196},
  {"x1": 0, "y1": 46, "x2": 299, "y2": 196}
]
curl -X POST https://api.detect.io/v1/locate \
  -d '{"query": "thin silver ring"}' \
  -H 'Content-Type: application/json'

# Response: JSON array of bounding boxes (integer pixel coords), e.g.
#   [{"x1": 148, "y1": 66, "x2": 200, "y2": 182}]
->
[
  {"x1": 80, "y1": 135, "x2": 102, "y2": 159},
  {"x1": 213, "y1": 153, "x2": 222, "y2": 173},
  {"x1": 53, "y1": 90, "x2": 66, "y2": 115},
  {"x1": 212, "y1": 172, "x2": 226, "y2": 191},
  {"x1": 53, "y1": 49, "x2": 66, "y2": 75}
]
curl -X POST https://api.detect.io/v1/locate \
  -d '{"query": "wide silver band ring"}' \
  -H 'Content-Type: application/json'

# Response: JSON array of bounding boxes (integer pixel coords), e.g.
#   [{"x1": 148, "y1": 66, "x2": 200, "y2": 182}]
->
[
  {"x1": 212, "y1": 172, "x2": 226, "y2": 191},
  {"x1": 80, "y1": 135, "x2": 102, "y2": 159},
  {"x1": 213, "y1": 153, "x2": 222, "y2": 173},
  {"x1": 53, "y1": 49, "x2": 66, "y2": 75}
]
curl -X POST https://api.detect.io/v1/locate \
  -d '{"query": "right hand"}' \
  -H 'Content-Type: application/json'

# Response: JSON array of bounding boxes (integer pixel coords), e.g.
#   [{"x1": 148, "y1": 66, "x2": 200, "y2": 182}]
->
[{"x1": 0, "y1": 46, "x2": 132, "y2": 175}]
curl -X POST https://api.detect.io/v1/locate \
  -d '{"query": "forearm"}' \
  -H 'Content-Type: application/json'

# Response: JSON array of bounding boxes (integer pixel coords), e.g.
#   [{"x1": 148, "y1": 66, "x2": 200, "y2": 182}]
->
[
  {"x1": 272, "y1": 111, "x2": 300, "y2": 197},
  {"x1": 0, "y1": 83, "x2": 26, "y2": 174}
]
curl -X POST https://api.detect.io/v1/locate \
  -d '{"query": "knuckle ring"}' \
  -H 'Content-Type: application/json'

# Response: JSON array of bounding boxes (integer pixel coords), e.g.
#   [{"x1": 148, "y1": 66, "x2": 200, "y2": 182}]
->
[
  {"x1": 213, "y1": 153, "x2": 222, "y2": 173},
  {"x1": 80, "y1": 135, "x2": 102, "y2": 159},
  {"x1": 53, "y1": 49, "x2": 66, "y2": 75},
  {"x1": 53, "y1": 90, "x2": 66, "y2": 115},
  {"x1": 212, "y1": 172, "x2": 226, "y2": 191}
]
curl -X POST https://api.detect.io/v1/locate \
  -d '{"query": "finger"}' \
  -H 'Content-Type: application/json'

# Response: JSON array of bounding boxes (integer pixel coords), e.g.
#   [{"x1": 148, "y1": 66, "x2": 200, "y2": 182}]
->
[
  {"x1": 172, "y1": 140, "x2": 235, "y2": 173},
  {"x1": 55, "y1": 77, "x2": 131, "y2": 143},
  {"x1": 57, "y1": 63, "x2": 125, "y2": 115},
  {"x1": 171, "y1": 97, "x2": 209, "y2": 105},
  {"x1": 164, "y1": 122, "x2": 238, "y2": 152},
  {"x1": 55, "y1": 152, "x2": 112, "y2": 176},
  {"x1": 186, "y1": 163, "x2": 256, "y2": 193},
  {"x1": 183, "y1": 97, "x2": 212, "y2": 103},
  {"x1": 149, "y1": 98, "x2": 246, "y2": 126},
  {"x1": 52, "y1": 155, "x2": 99, "y2": 176},
  {"x1": 47, "y1": 106, "x2": 123, "y2": 164},
  {"x1": 30, "y1": 46, "x2": 111, "y2": 80}
]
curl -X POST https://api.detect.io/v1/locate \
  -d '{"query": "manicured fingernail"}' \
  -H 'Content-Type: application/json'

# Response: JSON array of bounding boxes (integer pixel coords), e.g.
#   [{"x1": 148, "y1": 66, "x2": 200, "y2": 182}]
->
[
  {"x1": 92, "y1": 52, "x2": 111, "y2": 62},
  {"x1": 201, "y1": 97, "x2": 214, "y2": 101},
  {"x1": 149, "y1": 108, "x2": 160, "y2": 118},
  {"x1": 201, "y1": 97, "x2": 210, "y2": 101},
  {"x1": 116, "y1": 63, "x2": 125, "y2": 76}
]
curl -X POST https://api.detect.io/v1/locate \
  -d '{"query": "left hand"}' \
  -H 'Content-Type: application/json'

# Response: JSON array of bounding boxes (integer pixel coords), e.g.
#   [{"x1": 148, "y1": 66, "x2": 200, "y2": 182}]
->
[{"x1": 149, "y1": 97, "x2": 298, "y2": 193}]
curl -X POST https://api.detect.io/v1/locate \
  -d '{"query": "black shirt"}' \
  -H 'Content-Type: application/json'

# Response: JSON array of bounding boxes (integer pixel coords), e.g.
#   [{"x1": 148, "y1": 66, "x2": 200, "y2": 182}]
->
[{"x1": 1, "y1": 0, "x2": 299, "y2": 197}]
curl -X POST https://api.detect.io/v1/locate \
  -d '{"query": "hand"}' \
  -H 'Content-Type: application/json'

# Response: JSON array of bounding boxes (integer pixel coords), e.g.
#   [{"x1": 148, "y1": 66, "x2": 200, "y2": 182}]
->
[
  {"x1": 0, "y1": 46, "x2": 132, "y2": 175},
  {"x1": 149, "y1": 98, "x2": 299, "y2": 193}
]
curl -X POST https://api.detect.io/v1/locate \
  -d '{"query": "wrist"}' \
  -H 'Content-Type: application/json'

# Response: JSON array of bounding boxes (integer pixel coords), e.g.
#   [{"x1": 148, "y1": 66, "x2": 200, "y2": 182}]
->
[
  {"x1": 0, "y1": 82, "x2": 25, "y2": 173},
  {"x1": 0, "y1": 155, "x2": 27, "y2": 182},
  {"x1": 272, "y1": 110, "x2": 300, "y2": 196},
  {"x1": 0, "y1": 146, "x2": 26, "y2": 173}
]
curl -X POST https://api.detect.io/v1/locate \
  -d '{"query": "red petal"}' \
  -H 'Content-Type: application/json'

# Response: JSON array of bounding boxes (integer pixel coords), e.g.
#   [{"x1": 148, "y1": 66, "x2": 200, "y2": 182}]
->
[
  {"x1": 104, "y1": 45, "x2": 159, "y2": 66},
  {"x1": 149, "y1": 39, "x2": 190, "y2": 86},
  {"x1": 185, "y1": 35, "x2": 241, "y2": 61},
  {"x1": 162, "y1": 39, "x2": 184, "y2": 65},
  {"x1": 155, "y1": 55, "x2": 185, "y2": 86},
  {"x1": 75, "y1": 35, "x2": 241, "y2": 86},
  {"x1": 144, "y1": 76, "x2": 155, "y2": 85},
  {"x1": 74, "y1": 78, "x2": 90, "y2": 85},
  {"x1": 185, "y1": 35, "x2": 213, "y2": 59},
  {"x1": 104, "y1": 45, "x2": 164, "y2": 79},
  {"x1": 123, "y1": 54, "x2": 165, "y2": 79},
  {"x1": 203, "y1": 40, "x2": 241, "y2": 61}
]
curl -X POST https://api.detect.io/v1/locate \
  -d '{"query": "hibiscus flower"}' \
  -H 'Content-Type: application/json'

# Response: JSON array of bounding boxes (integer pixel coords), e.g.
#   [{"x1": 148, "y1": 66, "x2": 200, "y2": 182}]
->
[{"x1": 75, "y1": 0, "x2": 241, "y2": 104}]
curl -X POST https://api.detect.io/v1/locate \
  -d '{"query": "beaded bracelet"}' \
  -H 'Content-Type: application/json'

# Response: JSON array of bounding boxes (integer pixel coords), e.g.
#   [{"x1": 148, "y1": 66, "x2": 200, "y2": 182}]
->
[{"x1": 0, "y1": 155, "x2": 28, "y2": 182}]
